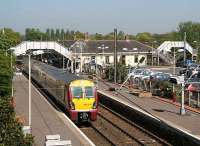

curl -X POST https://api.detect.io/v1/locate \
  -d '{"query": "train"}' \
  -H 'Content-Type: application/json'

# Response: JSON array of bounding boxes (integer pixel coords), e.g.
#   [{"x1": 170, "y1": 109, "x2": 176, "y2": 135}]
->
[{"x1": 23, "y1": 59, "x2": 98, "y2": 122}]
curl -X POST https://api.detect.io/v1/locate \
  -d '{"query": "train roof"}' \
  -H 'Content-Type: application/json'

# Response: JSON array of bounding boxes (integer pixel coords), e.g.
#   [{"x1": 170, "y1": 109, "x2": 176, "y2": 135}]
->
[{"x1": 32, "y1": 60, "x2": 82, "y2": 84}]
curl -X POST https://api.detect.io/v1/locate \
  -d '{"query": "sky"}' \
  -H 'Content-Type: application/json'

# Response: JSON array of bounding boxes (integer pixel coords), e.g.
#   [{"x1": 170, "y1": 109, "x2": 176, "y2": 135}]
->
[{"x1": 0, "y1": 0, "x2": 200, "y2": 34}]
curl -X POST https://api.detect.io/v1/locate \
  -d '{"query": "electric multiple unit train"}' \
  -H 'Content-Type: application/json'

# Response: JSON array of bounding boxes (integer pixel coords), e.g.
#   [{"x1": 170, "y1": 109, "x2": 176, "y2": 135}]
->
[{"x1": 23, "y1": 59, "x2": 98, "y2": 122}]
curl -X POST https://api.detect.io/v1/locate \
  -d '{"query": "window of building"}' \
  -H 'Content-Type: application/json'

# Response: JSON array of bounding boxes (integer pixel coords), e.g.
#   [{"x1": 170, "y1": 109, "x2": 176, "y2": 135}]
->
[
  {"x1": 135, "y1": 55, "x2": 138, "y2": 63},
  {"x1": 91, "y1": 56, "x2": 95, "y2": 60},
  {"x1": 91, "y1": 56, "x2": 95, "y2": 63},
  {"x1": 121, "y1": 55, "x2": 126, "y2": 65},
  {"x1": 105, "y1": 56, "x2": 109, "y2": 64}
]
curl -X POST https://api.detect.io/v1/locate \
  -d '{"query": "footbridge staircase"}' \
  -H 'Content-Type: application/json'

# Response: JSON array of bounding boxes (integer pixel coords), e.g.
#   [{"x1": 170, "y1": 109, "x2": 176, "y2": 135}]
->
[{"x1": 157, "y1": 41, "x2": 195, "y2": 65}]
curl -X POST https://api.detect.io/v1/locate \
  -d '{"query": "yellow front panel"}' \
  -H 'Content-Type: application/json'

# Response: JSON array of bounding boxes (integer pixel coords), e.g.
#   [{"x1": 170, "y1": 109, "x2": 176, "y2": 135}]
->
[
  {"x1": 73, "y1": 98, "x2": 95, "y2": 110},
  {"x1": 70, "y1": 80, "x2": 94, "y2": 87}
]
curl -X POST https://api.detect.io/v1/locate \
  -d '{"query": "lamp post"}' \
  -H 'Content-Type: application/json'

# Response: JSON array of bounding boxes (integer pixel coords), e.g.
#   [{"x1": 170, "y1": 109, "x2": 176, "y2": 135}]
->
[
  {"x1": 152, "y1": 47, "x2": 153, "y2": 66},
  {"x1": 28, "y1": 53, "x2": 31, "y2": 127},
  {"x1": 62, "y1": 35, "x2": 65, "y2": 71},
  {"x1": 114, "y1": 28, "x2": 117, "y2": 84},
  {"x1": 172, "y1": 48, "x2": 184, "y2": 92},
  {"x1": 25, "y1": 41, "x2": 32, "y2": 131},
  {"x1": 97, "y1": 44, "x2": 109, "y2": 68},
  {"x1": 180, "y1": 74, "x2": 186, "y2": 115},
  {"x1": 183, "y1": 32, "x2": 186, "y2": 66}
]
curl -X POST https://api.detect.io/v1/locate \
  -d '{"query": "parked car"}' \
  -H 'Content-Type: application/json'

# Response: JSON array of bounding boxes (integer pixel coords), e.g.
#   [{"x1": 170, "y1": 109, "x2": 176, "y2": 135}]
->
[
  {"x1": 150, "y1": 72, "x2": 171, "y2": 82},
  {"x1": 176, "y1": 59, "x2": 193, "y2": 68}
]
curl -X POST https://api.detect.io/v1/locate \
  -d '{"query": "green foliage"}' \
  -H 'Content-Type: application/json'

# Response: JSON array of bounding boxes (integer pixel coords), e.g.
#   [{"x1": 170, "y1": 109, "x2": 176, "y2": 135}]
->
[
  {"x1": 105, "y1": 63, "x2": 127, "y2": 83},
  {"x1": 152, "y1": 31, "x2": 180, "y2": 45},
  {"x1": 25, "y1": 28, "x2": 46, "y2": 41},
  {"x1": 0, "y1": 97, "x2": 34, "y2": 146},
  {"x1": 90, "y1": 33, "x2": 104, "y2": 40},
  {"x1": 45, "y1": 29, "x2": 50, "y2": 40},
  {"x1": 55, "y1": 29, "x2": 60, "y2": 40},
  {"x1": 60, "y1": 29, "x2": 65, "y2": 40},
  {"x1": 178, "y1": 21, "x2": 200, "y2": 45},
  {"x1": 0, "y1": 54, "x2": 12, "y2": 97},
  {"x1": 136, "y1": 32, "x2": 153, "y2": 43},
  {"x1": 0, "y1": 28, "x2": 21, "y2": 51},
  {"x1": 117, "y1": 31, "x2": 125, "y2": 40},
  {"x1": 74, "y1": 31, "x2": 85, "y2": 40},
  {"x1": 0, "y1": 29, "x2": 34, "y2": 145}
]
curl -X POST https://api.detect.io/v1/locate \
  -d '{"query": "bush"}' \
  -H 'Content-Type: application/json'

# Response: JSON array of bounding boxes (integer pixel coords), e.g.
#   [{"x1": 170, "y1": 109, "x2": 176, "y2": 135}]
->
[
  {"x1": 0, "y1": 97, "x2": 34, "y2": 146},
  {"x1": 0, "y1": 51, "x2": 34, "y2": 145},
  {"x1": 105, "y1": 63, "x2": 127, "y2": 83}
]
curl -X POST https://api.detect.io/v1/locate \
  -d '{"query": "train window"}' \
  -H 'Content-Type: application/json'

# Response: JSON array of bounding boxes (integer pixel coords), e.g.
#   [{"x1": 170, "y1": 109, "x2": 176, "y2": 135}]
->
[
  {"x1": 85, "y1": 87, "x2": 94, "y2": 97},
  {"x1": 72, "y1": 87, "x2": 83, "y2": 98}
]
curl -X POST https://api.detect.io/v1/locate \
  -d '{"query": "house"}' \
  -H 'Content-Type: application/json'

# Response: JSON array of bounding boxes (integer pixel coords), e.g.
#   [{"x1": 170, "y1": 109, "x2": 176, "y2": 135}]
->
[{"x1": 66, "y1": 40, "x2": 154, "y2": 68}]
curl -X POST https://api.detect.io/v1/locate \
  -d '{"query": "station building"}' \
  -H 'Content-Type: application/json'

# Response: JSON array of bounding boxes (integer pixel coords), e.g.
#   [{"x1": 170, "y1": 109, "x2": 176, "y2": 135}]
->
[{"x1": 66, "y1": 40, "x2": 154, "y2": 67}]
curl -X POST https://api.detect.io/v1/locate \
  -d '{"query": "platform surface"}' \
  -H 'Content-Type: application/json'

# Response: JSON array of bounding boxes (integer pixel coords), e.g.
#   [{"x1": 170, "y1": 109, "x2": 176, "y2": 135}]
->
[
  {"x1": 97, "y1": 80, "x2": 200, "y2": 139},
  {"x1": 13, "y1": 75, "x2": 93, "y2": 146}
]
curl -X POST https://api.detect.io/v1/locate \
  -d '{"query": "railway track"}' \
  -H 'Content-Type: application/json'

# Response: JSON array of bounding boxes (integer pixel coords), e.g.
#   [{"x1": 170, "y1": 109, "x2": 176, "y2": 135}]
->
[
  {"x1": 25, "y1": 72, "x2": 171, "y2": 146},
  {"x1": 81, "y1": 104, "x2": 171, "y2": 146}
]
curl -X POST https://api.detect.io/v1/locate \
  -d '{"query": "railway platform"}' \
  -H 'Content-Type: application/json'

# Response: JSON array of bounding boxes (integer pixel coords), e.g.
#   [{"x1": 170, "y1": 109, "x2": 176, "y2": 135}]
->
[
  {"x1": 13, "y1": 74, "x2": 95, "y2": 146},
  {"x1": 97, "y1": 79, "x2": 200, "y2": 143}
]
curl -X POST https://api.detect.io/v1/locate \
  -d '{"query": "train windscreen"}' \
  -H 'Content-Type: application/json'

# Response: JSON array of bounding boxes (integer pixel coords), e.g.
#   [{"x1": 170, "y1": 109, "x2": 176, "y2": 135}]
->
[
  {"x1": 72, "y1": 87, "x2": 82, "y2": 98},
  {"x1": 85, "y1": 86, "x2": 94, "y2": 98},
  {"x1": 71, "y1": 86, "x2": 94, "y2": 98}
]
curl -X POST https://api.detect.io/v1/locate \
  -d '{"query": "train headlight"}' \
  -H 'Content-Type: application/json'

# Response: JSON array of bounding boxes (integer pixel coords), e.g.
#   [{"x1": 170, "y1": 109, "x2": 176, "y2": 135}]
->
[
  {"x1": 69, "y1": 101, "x2": 75, "y2": 110},
  {"x1": 92, "y1": 101, "x2": 97, "y2": 109}
]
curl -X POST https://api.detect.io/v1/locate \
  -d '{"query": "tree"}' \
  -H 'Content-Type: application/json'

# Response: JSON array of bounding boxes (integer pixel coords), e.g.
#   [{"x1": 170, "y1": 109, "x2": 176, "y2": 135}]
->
[
  {"x1": 0, "y1": 29, "x2": 34, "y2": 145},
  {"x1": 118, "y1": 30, "x2": 125, "y2": 40},
  {"x1": 152, "y1": 31, "x2": 180, "y2": 45},
  {"x1": 60, "y1": 29, "x2": 65, "y2": 40},
  {"x1": 75, "y1": 31, "x2": 85, "y2": 40},
  {"x1": 0, "y1": 28, "x2": 21, "y2": 52},
  {"x1": 55, "y1": 29, "x2": 60, "y2": 40},
  {"x1": 70, "y1": 30, "x2": 75, "y2": 40},
  {"x1": 0, "y1": 96, "x2": 33, "y2": 146},
  {"x1": 24, "y1": 28, "x2": 45, "y2": 41},
  {"x1": 136, "y1": 32, "x2": 153, "y2": 43},
  {"x1": 104, "y1": 32, "x2": 114, "y2": 40},
  {"x1": 46, "y1": 28, "x2": 50, "y2": 40},
  {"x1": 178, "y1": 21, "x2": 200, "y2": 46},
  {"x1": 50, "y1": 29, "x2": 55, "y2": 41},
  {"x1": 127, "y1": 34, "x2": 136, "y2": 40},
  {"x1": 65, "y1": 29, "x2": 70, "y2": 40},
  {"x1": 94, "y1": 33, "x2": 104, "y2": 40}
]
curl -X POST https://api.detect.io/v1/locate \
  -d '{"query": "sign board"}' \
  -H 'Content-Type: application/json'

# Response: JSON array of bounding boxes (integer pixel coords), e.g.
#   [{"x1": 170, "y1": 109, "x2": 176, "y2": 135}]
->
[
  {"x1": 22, "y1": 126, "x2": 31, "y2": 135},
  {"x1": 45, "y1": 140, "x2": 71, "y2": 146}
]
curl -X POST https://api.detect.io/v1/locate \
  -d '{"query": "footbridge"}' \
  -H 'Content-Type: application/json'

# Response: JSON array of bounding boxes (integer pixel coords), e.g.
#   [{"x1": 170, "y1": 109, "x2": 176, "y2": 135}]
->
[
  {"x1": 157, "y1": 41, "x2": 196, "y2": 64},
  {"x1": 10, "y1": 41, "x2": 72, "y2": 60},
  {"x1": 157, "y1": 41, "x2": 194, "y2": 54}
]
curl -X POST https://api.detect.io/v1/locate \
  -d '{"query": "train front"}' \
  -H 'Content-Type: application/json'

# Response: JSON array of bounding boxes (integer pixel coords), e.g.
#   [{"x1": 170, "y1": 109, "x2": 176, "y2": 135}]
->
[{"x1": 68, "y1": 80, "x2": 98, "y2": 122}]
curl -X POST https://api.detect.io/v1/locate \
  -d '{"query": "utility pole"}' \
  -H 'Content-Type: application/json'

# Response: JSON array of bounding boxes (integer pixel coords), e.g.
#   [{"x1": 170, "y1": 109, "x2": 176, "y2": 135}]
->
[
  {"x1": 184, "y1": 32, "x2": 186, "y2": 66},
  {"x1": 180, "y1": 74, "x2": 186, "y2": 115},
  {"x1": 28, "y1": 53, "x2": 31, "y2": 127},
  {"x1": 62, "y1": 34, "x2": 65, "y2": 71},
  {"x1": 114, "y1": 28, "x2": 117, "y2": 84}
]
